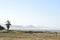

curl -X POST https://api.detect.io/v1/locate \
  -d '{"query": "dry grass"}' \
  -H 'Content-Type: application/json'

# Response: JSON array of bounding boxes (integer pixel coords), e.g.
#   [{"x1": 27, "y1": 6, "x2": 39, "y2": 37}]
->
[{"x1": 0, "y1": 30, "x2": 59, "y2": 40}]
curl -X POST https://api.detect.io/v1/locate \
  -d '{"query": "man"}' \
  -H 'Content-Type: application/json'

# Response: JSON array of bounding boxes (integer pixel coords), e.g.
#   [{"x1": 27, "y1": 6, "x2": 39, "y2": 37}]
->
[{"x1": 6, "y1": 20, "x2": 11, "y2": 31}]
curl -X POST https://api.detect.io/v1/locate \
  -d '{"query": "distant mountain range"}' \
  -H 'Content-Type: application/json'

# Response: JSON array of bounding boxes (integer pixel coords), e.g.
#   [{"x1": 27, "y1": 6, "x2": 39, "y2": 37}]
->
[{"x1": 1, "y1": 24, "x2": 60, "y2": 32}]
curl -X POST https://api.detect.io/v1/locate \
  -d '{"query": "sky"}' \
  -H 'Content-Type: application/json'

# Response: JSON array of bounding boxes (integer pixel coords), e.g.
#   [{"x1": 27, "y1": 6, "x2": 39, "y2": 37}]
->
[{"x1": 0, "y1": 0, "x2": 60, "y2": 29}]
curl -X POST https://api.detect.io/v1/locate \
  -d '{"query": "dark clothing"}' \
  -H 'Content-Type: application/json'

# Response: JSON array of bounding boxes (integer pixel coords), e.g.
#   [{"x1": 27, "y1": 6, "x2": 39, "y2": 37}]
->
[
  {"x1": 6, "y1": 20, "x2": 11, "y2": 30},
  {"x1": 6, "y1": 24, "x2": 11, "y2": 30}
]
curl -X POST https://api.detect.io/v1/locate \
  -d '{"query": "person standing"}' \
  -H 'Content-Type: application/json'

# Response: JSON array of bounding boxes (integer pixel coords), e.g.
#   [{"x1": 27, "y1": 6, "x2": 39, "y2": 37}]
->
[{"x1": 6, "y1": 20, "x2": 11, "y2": 31}]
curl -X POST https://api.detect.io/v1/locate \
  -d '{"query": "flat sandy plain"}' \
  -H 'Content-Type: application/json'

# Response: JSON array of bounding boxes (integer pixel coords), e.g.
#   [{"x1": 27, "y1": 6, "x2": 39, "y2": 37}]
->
[{"x1": 0, "y1": 30, "x2": 60, "y2": 40}]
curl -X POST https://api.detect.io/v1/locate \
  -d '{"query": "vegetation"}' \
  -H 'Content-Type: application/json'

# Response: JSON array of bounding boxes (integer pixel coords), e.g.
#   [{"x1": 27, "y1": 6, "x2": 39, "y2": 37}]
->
[{"x1": 0, "y1": 25, "x2": 5, "y2": 30}]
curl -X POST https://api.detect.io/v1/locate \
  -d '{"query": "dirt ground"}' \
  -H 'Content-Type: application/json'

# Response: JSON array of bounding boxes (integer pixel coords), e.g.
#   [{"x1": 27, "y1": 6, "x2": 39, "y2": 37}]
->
[{"x1": 0, "y1": 31, "x2": 60, "y2": 40}]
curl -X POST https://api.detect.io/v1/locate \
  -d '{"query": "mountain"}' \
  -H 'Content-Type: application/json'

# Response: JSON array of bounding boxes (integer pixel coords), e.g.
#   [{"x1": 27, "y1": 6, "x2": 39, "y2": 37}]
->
[{"x1": 1, "y1": 24, "x2": 60, "y2": 32}]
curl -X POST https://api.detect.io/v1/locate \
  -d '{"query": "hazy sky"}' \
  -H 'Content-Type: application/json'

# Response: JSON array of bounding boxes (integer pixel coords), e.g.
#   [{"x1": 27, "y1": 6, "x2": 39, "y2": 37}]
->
[{"x1": 0, "y1": 0, "x2": 60, "y2": 28}]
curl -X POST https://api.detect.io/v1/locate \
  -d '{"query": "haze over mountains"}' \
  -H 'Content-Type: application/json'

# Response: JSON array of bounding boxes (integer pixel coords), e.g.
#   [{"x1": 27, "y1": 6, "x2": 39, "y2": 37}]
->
[{"x1": 1, "y1": 24, "x2": 60, "y2": 32}]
